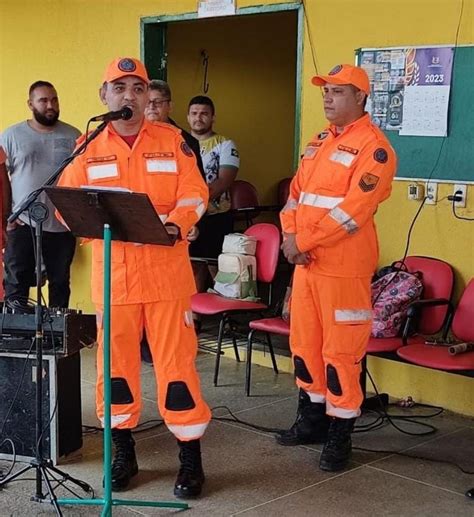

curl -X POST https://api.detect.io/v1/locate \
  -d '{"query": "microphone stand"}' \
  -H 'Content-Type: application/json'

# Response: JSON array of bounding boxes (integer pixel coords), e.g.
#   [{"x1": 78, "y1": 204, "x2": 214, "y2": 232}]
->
[{"x1": 0, "y1": 122, "x2": 108, "y2": 516}]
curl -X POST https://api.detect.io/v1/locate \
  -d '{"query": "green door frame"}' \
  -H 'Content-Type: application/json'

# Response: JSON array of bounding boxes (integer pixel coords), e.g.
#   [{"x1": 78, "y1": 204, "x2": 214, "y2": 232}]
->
[{"x1": 140, "y1": 2, "x2": 304, "y2": 168}]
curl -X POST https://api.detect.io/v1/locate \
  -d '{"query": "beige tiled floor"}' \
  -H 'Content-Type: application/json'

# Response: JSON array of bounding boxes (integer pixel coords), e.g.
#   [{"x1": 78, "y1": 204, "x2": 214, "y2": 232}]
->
[{"x1": 1, "y1": 345, "x2": 473, "y2": 516}]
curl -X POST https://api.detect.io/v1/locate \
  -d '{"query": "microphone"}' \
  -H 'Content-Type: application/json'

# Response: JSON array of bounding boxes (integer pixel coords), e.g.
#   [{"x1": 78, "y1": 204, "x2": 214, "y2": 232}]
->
[{"x1": 90, "y1": 106, "x2": 133, "y2": 122}]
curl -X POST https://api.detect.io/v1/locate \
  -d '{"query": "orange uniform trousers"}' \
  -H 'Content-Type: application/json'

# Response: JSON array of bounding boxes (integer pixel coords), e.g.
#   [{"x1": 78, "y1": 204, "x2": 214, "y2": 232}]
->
[
  {"x1": 290, "y1": 265, "x2": 372, "y2": 419},
  {"x1": 96, "y1": 298, "x2": 211, "y2": 441}
]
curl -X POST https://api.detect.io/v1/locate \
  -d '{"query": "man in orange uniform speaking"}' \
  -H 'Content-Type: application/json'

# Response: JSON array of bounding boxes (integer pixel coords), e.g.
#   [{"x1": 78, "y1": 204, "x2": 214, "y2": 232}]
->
[
  {"x1": 277, "y1": 64, "x2": 396, "y2": 472},
  {"x1": 58, "y1": 58, "x2": 211, "y2": 498}
]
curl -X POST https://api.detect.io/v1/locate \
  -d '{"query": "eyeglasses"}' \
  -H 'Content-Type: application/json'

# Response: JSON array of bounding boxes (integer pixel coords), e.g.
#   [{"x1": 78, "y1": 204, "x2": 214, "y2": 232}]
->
[{"x1": 147, "y1": 99, "x2": 170, "y2": 108}]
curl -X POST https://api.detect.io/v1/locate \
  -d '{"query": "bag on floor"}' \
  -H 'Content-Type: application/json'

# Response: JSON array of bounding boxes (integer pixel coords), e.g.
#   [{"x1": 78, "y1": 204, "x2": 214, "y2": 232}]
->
[
  {"x1": 222, "y1": 233, "x2": 257, "y2": 256},
  {"x1": 211, "y1": 253, "x2": 258, "y2": 300},
  {"x1": 371, "y1": 263, "x2": 423, "y2": 338}
]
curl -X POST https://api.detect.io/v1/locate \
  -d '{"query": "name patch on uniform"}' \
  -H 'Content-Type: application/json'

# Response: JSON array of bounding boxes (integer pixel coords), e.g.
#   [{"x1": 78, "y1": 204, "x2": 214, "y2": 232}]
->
[
  {"x1": 373, "y1": 148, "x2": 388, "y2": 163},
  {"x1": 329, "y1": 150, "x2": 356, "y2": 167},
  {"x1": 87, "y1": 163, "x2": 119, "y2": 181},
  {"x1": 143, "y1": 152, "x2": 174, "y2": 158},
  {"x1": 359, "y1": 173, "x2": 380, "y2": 192},
  {"x1": 86, "y1": 155, "x2": 117, "y2": 164},
  {"x1": 337, "y1": 144, "x2": 359, "y2": 155},
  {"x1": 146, "y1": 159, "x2": 178, "y2": 174}
]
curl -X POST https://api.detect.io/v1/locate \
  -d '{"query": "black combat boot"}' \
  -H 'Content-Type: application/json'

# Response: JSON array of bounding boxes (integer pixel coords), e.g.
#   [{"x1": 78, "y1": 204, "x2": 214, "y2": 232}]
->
[
  {"x1": 110, "y1": 429, "x2": 138, "y2": 491},
  {"x1": 275, "y1": 389, "x2": 330, "y2": 446},
  {"x1": 174, "y1": 439, "x2": 205, "y2": 499},
  {"x1": 319, "y1": 417, "x2": 356, "y2": 472}
]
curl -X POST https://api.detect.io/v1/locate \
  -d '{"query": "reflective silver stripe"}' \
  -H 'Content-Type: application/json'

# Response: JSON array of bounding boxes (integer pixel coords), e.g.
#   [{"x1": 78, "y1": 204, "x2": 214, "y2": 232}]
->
[
  {"x1": 99, "y1": 414, "x2": 132, "y2": 428},
  {"x1": 282, "y1": 197, "x2": 298, "y2": 213},
  {"x1": 167, "y1": 422, "x2": 208, "y2": 440},
  {"x1": 298, "y1": 192, "x2": 344, "y2": 209},
  {"x1": 176, "y1": 197, "x2": 205, "y2": 208},
  {"x1": 329, "y1": 206, "x2": 359, "y2": 234},
  {"x1": 158, "y1": 214, "x2": 168, "y2": 223},
  {"x1": 329, "y1": 150, "x2": 356, "y2": 167},
  {"x1": 334, "y1": 309, "x2": 372, "y2": 322},
  {"x1": 326, "y1": 400, "x2": 361, "y2": 419},
  {"x1": 195, "y1": 202, "x2": 206, "y2": 217},
  {"x1": 308, "y1": 392, "x2": 326, "y2": 403}
]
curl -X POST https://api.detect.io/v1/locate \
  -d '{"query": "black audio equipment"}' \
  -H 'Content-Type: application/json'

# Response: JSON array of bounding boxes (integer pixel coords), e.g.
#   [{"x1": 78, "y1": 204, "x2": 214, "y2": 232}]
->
[
  {"x1": 0, "y1": 351, "x2": 82, "y2": 464},
  {"x1": 0, "y1": 309, "x2": 96, "y2": 355}
]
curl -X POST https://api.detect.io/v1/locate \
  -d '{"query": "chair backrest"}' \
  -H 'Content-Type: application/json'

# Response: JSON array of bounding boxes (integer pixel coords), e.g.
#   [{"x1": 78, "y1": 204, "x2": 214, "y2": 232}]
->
[
  {"x1": 230, "y1": 180, "x2": 259, "y2": 209},
  {"x1": 244, "y1": 223, "x2": 281, "y2": 283},
  {"x1": 452, "y1": 278, "x2": 474, "y2": 342},
  {"x1": 277, "y1": 177, "x2": 292, "y2": 206},
  {"x1": 403, "y1": 256, "x2": 454, "y2": 334}
]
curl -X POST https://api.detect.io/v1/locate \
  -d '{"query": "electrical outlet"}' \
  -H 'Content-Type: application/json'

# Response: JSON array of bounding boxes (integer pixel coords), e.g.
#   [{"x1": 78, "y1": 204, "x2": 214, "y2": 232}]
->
[
  {"x1": 453, "y1": 184, "x2": 467, "y2": 208},
  {"x1": 407, "y1": 183, "x2": 424, "y2": 201},
  {"x1": 425, "y1": 182, "x2": 437, "y2": 205}
]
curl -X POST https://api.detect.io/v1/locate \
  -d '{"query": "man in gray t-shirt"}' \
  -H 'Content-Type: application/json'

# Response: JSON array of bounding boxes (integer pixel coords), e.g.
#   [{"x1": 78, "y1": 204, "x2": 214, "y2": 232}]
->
[{"x1": 0, "y1": 80, "x2": 80, "y2": 308}]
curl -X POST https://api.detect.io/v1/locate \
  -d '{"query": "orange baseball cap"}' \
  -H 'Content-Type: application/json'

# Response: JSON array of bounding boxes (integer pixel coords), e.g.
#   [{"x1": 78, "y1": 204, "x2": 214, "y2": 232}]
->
[
  {"x1": 103, "y1": 57, "x2": 150, "y2": 84},
  {"x1": 312, "y1": 64, "x2": 370, "y2": 95}
]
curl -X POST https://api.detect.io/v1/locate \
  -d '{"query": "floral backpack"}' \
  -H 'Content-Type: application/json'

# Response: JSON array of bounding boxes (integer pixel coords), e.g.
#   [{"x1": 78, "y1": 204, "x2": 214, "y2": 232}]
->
[{"x1": 371, "y1": 263, "x2": 424, "y2": 338}]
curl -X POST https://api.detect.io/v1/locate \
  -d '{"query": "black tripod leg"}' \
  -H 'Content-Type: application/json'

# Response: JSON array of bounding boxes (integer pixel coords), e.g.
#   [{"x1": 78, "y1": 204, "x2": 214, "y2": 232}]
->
[
  {"x1": 0, "y1": 463, "x2": 34, "y2": 487},
  {"x1": 38, "y1": 466, "x2": 63, "y2": 517},
  {"x1": 47, "y1": 463, "x2": 92, "y2": 494}
]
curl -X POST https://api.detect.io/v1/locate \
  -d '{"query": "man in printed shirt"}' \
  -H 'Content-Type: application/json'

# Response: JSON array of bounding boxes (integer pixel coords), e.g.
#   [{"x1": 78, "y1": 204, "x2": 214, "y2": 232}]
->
[
  {"x1": 58, "y1": 57, "x2": 210, "y2": 498},
  {"x1": 187, "y1": 95, "x2": 239, "y2": 260},
  {"x1": 277, "y1": 64, "x2": 396, "y2": 472}
]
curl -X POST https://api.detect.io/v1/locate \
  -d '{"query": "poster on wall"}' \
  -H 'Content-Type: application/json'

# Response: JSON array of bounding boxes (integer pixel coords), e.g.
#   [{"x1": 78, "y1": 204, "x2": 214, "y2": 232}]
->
[{"x1": 358, "y1": 46, "x2": 454, "y2": 137}]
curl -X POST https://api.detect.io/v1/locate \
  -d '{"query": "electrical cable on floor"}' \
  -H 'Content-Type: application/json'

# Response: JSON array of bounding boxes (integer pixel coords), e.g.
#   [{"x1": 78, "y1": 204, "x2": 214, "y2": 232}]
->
[{"x1": 82, "y1": 418, "x2": 165, "y2": 436}]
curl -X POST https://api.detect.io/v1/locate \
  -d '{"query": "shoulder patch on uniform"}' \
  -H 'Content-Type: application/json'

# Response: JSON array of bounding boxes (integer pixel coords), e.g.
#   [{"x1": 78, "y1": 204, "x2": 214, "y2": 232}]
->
[
  {"x1": 318, "y1": 131, "x2": 329, "y2": 140},
  {"x1": 231, "y1": 148, "x2": 239, "y2": 157},
  {"x1": 373, "y1": 148, "x2": 388, "y2": 163},
  {"x1": 180, "y1": 141, "x2": 193, "y2": 157},
  {"x1": 359, "y1": 173, "x2": 380, "y2": 192},
  {"x1": 303, "y1": 145, "x2": 318, "y2": 158}
]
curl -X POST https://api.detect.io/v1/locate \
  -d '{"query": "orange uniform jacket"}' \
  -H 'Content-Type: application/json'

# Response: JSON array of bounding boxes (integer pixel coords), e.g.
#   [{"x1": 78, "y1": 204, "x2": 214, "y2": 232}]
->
[
  {"x1": 58, "y1": 120, "x2": 209, "y2": 304},
  {"x1": 281, "y1": 114, "x2": 397, "y2": 277}
]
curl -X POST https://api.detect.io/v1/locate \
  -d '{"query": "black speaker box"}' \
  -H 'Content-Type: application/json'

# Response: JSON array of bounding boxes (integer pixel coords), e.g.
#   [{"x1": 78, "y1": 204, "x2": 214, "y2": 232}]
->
[{"x1": 0, "y1": 351, "x2": 82, "y2": 464}]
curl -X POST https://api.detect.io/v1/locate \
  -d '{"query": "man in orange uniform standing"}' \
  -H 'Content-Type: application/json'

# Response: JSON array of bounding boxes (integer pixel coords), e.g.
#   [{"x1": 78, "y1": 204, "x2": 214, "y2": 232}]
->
[
  {"x1": 277, "y1": 64, "x2": 396, "y2": 471},
  {"x1": 58, "y1": 57, "x2": 211, "y2": 497}
]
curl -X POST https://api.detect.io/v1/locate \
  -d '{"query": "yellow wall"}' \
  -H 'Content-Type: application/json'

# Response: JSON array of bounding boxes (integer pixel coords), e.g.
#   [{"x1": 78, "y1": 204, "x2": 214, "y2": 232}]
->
[
  {"x1": 166, "y1": 11, "x2": 297, "y2": 204},
  {"x1": 1, "y1": 0, "x2": 473, "y2": 413}
]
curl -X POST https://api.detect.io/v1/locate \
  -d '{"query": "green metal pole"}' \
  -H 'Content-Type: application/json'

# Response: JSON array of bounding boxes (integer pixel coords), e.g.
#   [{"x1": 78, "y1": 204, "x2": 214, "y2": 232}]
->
[
  {"x1": 102, "y1": 224, "x2": 113, "y2": 516},
  {"x1": 58, "y1": 224, "x2": 188, "y2": 513}
]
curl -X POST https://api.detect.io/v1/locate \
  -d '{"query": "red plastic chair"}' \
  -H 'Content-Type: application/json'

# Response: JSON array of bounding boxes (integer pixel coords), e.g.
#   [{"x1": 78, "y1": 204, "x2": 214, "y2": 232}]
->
[
  {"x1": 367, "y1": 256, "x2": 455, "y2": 354},
  {"x1": 245, "y1": 317, "x2": 289, "y2": 396},
  {"x1": 192, "y1": 223, "x2": 281, "y2": 386},
  {"x1": 397, "y1": 278, "x2": 474, "y2": 370},
  {"x1": 229, "y1": 180, "x2": 260, "y2": 228},
  {"x1": 362, "y1": 256, "x2": 455, "y2": 407}
]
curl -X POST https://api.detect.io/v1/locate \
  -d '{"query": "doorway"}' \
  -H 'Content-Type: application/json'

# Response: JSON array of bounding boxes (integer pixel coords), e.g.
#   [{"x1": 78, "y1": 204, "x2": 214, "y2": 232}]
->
[{"x1": 141, "y1": 3, "x2": 303, "y2": 204}]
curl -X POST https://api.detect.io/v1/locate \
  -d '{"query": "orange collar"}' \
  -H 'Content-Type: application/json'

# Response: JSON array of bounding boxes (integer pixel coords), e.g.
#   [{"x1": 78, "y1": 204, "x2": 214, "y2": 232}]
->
[{"x1": 328, "y1": 113, "x2": 371, "y2": 137}]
